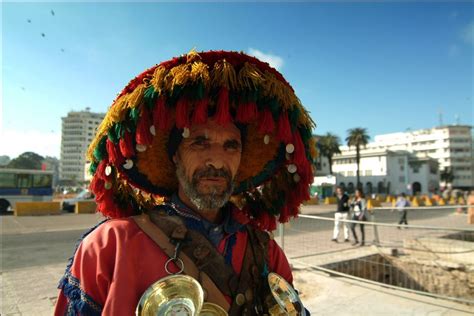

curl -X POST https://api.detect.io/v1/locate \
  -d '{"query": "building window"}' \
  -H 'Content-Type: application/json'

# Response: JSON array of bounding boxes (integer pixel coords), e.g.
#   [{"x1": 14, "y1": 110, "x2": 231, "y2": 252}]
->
[
  {"x1": 365, "y1": 170, "x2": 372, "y2": 176},
  {"x1": 347, "y1": 171, "x2": 354, "y2": 176},
  {"x1": 399, "y1": 176, "x2": 405, "y2": 182}
]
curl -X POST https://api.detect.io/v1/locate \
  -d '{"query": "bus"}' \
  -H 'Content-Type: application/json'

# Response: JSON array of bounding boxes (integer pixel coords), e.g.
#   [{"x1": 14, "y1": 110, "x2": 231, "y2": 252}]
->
[{"x1": 0, "y1": 168, "x2": 54, "y2": 213}]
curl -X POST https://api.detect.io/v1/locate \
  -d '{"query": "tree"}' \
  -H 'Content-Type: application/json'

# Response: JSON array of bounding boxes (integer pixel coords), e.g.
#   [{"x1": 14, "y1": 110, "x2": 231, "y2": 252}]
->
[
  {"x1": 346, "y1": 128, "x2": 370, "y2": 190},
  {"x1": 318, "y1": 133, "x2": 341, "y2": 175},
  {"x1": 440, "y1": 167, "x2": 454, "y2": 188},
  {"x1": 7, "y1": 152, "x2": 45, "y2": 170}
]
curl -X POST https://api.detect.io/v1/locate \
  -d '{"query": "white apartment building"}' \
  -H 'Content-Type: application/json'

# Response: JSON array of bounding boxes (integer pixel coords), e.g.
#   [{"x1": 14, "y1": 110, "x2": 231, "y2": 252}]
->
[
  {"x1": 60, "y1": 109, "x2": 105, "y2": 182},
  {"x1": 332, "y1": 149, "x2": 439, "y2": 195},
  {"x1": 366, "y1": 125, "x2": 473, "y2": 189}
]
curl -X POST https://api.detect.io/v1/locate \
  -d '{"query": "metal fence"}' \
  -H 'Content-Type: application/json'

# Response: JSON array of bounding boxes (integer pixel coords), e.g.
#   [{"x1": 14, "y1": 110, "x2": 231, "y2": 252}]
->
[{"x1": 277, "y1": 205, "x2": 474, "y2": 305}]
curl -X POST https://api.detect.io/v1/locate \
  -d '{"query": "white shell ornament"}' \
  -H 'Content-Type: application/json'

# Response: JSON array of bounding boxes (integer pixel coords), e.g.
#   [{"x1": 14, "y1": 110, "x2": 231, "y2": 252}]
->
[
  {"x1": 287, "y1": 164, "x2": 297, "y2": 174},
  {"x1": 182, "y1": 127, "x2": 190, "y2": 138},
  {"x1": 293, "y1": 173, "x2": 301, "y2": 182},
  {"x1": 136, "y1": 144, "x2": 147, "y2": 152},
  {"x1": 286, "y1": 144, "x2": 295, "y2": 154},
  {"x1": 149, "y1": 125, "x2": 156, "y2": 136},
  {"x1": 264, "y1": 135, "x2": 270, "y2": 145},
  {"x1": 105, "y1": 165, "x2": 112, "y2": 176},
  {"x1": 123, "y1": 159, "x2": 134, "y2": 169}
]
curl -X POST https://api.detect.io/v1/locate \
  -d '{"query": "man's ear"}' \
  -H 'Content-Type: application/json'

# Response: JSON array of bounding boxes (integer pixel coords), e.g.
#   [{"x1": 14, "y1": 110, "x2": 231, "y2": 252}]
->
[{"x1": 172, "y1": 154, "x2": 177, "y2": 164}]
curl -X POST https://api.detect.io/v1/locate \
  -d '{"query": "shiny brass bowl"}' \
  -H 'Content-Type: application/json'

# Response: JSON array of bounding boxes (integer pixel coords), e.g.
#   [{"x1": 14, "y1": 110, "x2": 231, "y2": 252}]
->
[
  {"x1": 268, "y1": 272, "x2": 306, "y2": 316},
  {"x1": 136, "y1": 274, "x2": 204, "y2": 316},
  {"x1": 199, "y1": 302, "x2": 228, "y2": 316}
]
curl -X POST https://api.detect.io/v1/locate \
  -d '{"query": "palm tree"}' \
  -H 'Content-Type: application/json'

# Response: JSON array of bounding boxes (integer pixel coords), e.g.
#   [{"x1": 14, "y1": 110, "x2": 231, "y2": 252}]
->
[
  {"x1": 318, "y1": 133, "x2": 341, "y2": 175},
  {"x1": 346, "y1": 128, "x2": 370, "y2": 190}
]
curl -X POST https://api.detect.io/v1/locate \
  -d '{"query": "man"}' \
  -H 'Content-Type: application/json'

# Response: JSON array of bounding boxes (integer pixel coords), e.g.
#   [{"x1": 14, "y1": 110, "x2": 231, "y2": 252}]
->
[
  {"x1": 332, "y1": 186, "x2": 350, "y2": 242},
  {"x1": 396, "y1": 192, "x2": 410, "y2": 228},
  {"x1": 55, "y1": 51, "x2": 316, "y2": 315}
]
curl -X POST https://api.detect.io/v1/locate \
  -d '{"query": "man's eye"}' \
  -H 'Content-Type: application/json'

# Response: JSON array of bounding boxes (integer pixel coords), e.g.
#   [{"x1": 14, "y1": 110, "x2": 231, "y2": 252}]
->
[{"x1": 225, "y1": 141, "x2": 241, "y2": 151}]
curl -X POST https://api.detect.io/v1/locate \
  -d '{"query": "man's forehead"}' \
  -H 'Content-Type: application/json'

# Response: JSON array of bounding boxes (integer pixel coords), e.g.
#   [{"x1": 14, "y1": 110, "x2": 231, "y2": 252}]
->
[{"x1": 189, "y1": 120, "x2": 241, "y2": 139}]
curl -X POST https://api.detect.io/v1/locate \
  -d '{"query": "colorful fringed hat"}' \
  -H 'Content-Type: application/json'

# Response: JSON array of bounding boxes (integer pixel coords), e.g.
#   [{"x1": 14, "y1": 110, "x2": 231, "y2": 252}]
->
[{"x1": 87, "y1": 50, "x2": 317, "y2": 231}]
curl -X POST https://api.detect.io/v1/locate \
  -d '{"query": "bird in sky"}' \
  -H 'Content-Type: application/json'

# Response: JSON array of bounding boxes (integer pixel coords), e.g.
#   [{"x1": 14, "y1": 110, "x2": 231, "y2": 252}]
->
[{"x1": 51, "y1": 10, "x2": 55, "y2": 16}]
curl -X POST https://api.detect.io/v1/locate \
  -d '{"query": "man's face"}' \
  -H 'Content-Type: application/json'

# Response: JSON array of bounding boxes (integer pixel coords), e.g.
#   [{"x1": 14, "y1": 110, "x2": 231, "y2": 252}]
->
[
  {"x1": 336, "y1": 188, "x2": 342, "y2": 196},
  {"x1": 174, "y1": 119, "x2": 242, "y2": 210}
]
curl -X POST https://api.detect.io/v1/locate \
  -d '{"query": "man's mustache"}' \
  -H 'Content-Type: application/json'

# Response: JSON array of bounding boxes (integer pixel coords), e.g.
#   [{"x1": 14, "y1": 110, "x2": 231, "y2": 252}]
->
[{"x1": 193, "y1": 166, "x2": 232, "y2": 183}]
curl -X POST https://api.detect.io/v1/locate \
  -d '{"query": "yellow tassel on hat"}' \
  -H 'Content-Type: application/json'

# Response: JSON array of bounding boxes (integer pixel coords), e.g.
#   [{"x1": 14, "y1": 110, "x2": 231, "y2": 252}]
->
[
  {"x1": 211, "y1": 59, "x2": 237, "y2": 90},
  {"x1": 238, "y1": 62, "x2": 264, "y2": 90},
  {"x1": 151, "y1": 66, "x2": 168, "y2": 94}
]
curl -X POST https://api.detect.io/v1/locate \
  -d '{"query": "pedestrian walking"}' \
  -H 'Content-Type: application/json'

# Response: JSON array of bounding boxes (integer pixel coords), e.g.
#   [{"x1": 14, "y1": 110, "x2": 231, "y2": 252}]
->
[
  {"x1": 332, "y1": 186, "x2": 350, "y2": 242},
  {"x1": 350, "y1": 189, "x2": 367, "y2": 246},
  {"x1": 396, "y1": 192, "x2": 410, "y2": 228}
]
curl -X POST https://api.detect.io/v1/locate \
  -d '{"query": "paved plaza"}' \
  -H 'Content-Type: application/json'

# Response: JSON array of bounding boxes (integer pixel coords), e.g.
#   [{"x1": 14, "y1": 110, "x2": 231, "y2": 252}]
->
[{"x1": 1, "y1": 205, "x2": 473, "y2": 315}]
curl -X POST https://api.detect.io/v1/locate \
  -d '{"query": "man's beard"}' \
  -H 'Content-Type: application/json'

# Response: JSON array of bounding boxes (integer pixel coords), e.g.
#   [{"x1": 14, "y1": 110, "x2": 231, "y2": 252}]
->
[{"x1": 175, "y1": 160, "x2": 235, "y2": 211}]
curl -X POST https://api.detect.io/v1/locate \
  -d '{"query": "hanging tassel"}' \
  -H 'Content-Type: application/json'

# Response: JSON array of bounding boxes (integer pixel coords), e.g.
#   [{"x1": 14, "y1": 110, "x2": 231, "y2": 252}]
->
[
  {"x1": 192, "y1": 98, "x2": 208, "y2": 125},
  {"x1": 236, "y1": 101, "x2": 258, "y2": 123},
  {"x1": 292, "y1": 132, "x2": 307, "y2": 167},
  {"x1": 215, "y1": 87, "x2": 231, "y2": 125},
  {"x1": 175, "y1": 97, "x2": 190, "y2": 129},
  {"x1": 258, "y1": 109, "x2": 275, "y2": 135},
  {"x1": 278, "y1": 206, "x2": 291, "y2": 223},
  {"x1": 136, "y1": 106, "x2": 153, "y2": 145},
  {"x1": 119, "y1": 130, "x2": 135, "y2": 158},
  {"x1": 277, "y1": 111, "x2": 292, "y2": 143},
  {"x1": 153, "y1": 96, "x2": 171, "y2": 131},
  {"x1": 106, "y1": 139, "x2": 124, "y2": 165}
]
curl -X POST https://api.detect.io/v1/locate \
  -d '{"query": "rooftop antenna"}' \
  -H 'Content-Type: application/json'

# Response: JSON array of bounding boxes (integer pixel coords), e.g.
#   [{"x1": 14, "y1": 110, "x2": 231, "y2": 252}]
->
[
  {"x1": 438, "y1": 108, "x2": 443, "y2": 127},
  {"x1": 455, "y1": 114, "x2": 460, "y2": 125}
]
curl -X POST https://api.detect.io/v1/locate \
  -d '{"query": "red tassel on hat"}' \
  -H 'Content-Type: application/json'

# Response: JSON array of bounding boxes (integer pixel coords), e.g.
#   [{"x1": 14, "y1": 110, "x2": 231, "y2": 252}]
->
[
  {"x1": 258, "y1": 109, "x2": 275, "y2": 134},
  {"x1": 292, "y1": 132, "x2": 307, "y2": 167},
  {"x1": 236, "y1": 101, "x2": 258, "y2": 123},
  {"x1": 278, "y1": 206, "x2": 291, "y2": 223},
  {"x1": 119, "y1": 130, "x2": 135, "y2": 158},
  {"x1": 192, "y1": 98, "x2": 208, "y2": 125},
  {"x1": 277, "y1": 111, "x2": 292, "y2": 143},
  {"x1": 154, "y1": 97, "x2": 170, "y2": 131},
  {"x1": 106, "y1": 139, "x2": 124, "y2": 165},
  {"x1": 215, "y1": 87, "x2": 231, "y2": 125},
  {"x1": 175, "y1": 98, "x2": 190, "y2": 129},
  {"x1": 136, "y1": 106, "x2": 153, "y2": 145}
]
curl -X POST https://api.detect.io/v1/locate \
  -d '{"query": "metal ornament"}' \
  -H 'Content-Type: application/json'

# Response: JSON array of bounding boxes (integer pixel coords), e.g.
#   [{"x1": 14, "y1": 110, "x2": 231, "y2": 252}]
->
[
  {"x1": 150, "y1": 125, "x2": 156, "y2": 136},
  {"x1": 136, "y1": 275, "x2": 204, "y2": 316},
  {"x1": 267, "y1": 272, "x2": 306, "y2": 316}
]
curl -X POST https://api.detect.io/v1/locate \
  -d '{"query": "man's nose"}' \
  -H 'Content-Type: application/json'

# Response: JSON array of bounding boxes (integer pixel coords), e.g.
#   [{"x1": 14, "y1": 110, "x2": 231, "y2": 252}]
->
[{"x1": 204, "y1": 145, "x2": 225, "y2": 170}]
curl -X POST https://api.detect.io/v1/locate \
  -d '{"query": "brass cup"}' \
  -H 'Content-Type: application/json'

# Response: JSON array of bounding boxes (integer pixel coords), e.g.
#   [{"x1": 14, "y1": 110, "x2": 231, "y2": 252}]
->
[
  {"x1": 199, "y1": 302, "x2": 228, "y2": 316},
  {"x1": 136, "y1": 274, "x2": 204, "y2": 316},
  {"x1": 267, "y1": 272, "x2": 306, "y2": 316}
]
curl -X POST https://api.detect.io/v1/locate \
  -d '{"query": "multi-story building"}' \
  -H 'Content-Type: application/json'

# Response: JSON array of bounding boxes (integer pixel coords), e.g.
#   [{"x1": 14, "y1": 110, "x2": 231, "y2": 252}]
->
[
  {"x1": 59, "y1": 109, "x2": 105, "y2": 183},
  {"x1": 332, "y1": 149, "x2": 439, "y2": 195},
  {"x1": 367, "y1": 125, "x2": 473, "y2": 189}
]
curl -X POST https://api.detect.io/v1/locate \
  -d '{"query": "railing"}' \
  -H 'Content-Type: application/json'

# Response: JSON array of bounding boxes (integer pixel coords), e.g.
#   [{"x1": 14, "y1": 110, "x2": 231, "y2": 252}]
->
[{"x1": 277, "y1": 205, "x2": 474, "y2": 305}]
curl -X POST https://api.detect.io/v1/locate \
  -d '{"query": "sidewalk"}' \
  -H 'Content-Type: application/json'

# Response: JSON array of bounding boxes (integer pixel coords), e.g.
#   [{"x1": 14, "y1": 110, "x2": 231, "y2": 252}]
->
[{"x1": 1, "y1": 207, "x2": 473, "y2": 315}]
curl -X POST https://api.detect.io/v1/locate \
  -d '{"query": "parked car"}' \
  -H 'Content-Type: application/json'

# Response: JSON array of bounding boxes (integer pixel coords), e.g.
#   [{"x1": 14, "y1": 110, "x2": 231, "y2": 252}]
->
[{"x1": 61, "y1": 190, "x2": 94, "y2": 212}]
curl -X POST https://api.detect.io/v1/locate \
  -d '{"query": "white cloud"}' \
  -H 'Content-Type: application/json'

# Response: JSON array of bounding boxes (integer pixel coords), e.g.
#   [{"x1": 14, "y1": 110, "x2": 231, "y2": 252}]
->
[
  {"x1": 247, "y1": 48, "x2": 284, "y2": 71},
  {"x1": 461, "y1": 20, "x2": 474, "y2": 45},
  {"x1": 0, "y1": 129, "x2": 61, "y2": 159}
]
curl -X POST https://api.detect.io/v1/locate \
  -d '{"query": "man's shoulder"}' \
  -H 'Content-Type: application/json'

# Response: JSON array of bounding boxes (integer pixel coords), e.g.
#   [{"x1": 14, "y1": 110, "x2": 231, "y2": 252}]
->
[{"x1": 82, "y1": 217, "x2": 141, "y2": 245}]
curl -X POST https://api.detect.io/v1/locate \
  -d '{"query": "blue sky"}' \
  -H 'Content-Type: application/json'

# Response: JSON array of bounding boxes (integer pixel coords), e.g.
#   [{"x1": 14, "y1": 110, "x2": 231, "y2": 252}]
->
[{"x1": 2, "y1": 1, "x2": 473, "y2": 159}]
